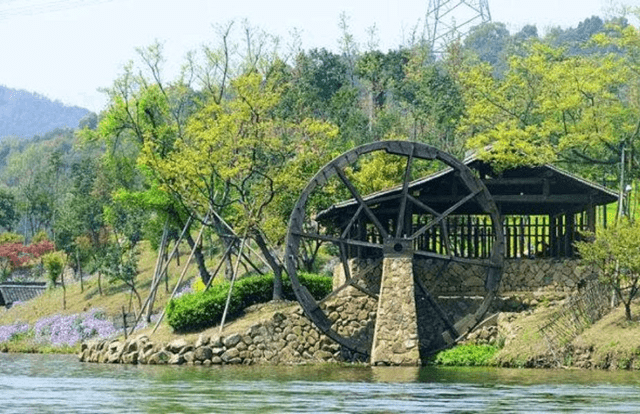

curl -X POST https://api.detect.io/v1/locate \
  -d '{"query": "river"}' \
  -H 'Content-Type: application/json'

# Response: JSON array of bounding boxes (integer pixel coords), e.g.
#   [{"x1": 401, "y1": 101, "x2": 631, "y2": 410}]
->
[{"x1": 2, "y1": 353, "x2": 640, "y2": 413}]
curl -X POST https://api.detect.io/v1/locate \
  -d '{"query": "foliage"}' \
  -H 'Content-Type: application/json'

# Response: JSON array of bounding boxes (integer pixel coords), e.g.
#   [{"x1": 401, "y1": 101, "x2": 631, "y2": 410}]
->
[
  {"x1": 0, "y1": 239, "x2": 54, "y2": 281},
  {"x1": 0, "y1": 188, "x2": 18, "y2": 231},
  {"x1": 32, "y1": 230, "x2": 49, "y2": 243},
  {"x1": 43, "y1": 251, "x2": 65, "y2": 286},
  {"x1": 0, "y1": 232, "x2": 24, "y2": 244},
  {"x1": 433, "y1": 344, "x2": 499, "y2": 366},
  {"x1": 166, "y1": 272, "x2": 332, "y2": 332},
  {"x1": 459, "y1": 40, "x2": 631, "y2": 177},
  {"x1": 576, "y1": 218, "x2": 640, "y2": 320}
]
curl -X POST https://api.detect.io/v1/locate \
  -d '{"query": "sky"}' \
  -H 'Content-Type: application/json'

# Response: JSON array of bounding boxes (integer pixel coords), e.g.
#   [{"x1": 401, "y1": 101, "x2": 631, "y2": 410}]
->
[{"x1": 0, "y1": 0, "x2": 634, "y2": 113}]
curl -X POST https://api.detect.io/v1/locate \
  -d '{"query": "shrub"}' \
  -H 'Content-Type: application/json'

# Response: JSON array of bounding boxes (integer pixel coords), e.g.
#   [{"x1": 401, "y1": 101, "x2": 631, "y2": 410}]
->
[
  {"x1": 433, "y1": 344, "x2": 498, "y2": 366},
  {"x1": 166, "y1": 272, "x2": 332, "y2": 332},
  {"x1": 43, "y1": 252, "x2": 65, "y2": 286}
]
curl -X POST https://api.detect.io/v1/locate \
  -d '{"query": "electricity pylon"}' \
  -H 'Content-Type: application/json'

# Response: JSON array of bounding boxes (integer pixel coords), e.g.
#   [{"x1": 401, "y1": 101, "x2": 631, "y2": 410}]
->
[{"x1": 426, "y1": 0, "x2": 492, "y2": 54}]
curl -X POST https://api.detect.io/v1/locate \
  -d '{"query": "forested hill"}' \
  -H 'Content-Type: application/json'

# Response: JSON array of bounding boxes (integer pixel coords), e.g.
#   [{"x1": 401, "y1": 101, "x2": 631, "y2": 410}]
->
[{"x1": 0, "y1": 85, "x2": 90, "y2": 138}]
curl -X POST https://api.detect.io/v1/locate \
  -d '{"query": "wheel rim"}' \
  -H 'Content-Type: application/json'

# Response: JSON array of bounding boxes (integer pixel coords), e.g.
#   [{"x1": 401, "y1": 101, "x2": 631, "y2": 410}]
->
[{"x1": 285, "y1": 141, "x2": 504, "y2": 357}]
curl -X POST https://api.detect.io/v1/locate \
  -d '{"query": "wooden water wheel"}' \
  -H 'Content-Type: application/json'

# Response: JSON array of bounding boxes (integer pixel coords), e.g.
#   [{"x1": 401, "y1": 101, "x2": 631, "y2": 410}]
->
[{"x1": 285, "y1": 141, "x2": 504, "y2": 358}]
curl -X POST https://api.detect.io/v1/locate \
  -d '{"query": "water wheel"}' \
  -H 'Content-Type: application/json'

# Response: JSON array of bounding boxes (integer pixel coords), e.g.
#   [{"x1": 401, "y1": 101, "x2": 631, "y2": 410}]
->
[{"x1": 285, "y1": 141, "x2": 504, "y2": 360}]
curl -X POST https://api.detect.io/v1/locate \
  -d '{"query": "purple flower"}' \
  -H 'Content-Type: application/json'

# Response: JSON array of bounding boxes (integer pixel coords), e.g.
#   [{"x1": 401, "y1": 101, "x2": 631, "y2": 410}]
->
[
  {"x1": 33, "y1": 309, "x2": 118, "y2": 347},
  {"x1": 0, "y1": 323, "x2": 29, "y2": 343}
]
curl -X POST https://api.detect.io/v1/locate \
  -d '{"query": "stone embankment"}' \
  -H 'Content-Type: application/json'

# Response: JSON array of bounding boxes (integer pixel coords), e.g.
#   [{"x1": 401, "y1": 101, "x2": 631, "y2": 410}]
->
[{"x1": 80, "y1": 304, "x2": 346, "y2": 366}]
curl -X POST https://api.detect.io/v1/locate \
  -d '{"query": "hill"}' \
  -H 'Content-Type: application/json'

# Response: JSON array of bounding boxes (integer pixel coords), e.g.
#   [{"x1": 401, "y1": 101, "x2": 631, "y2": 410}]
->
[{"x1": 0, "y1": 85, "x2": 90, "y2": 138}]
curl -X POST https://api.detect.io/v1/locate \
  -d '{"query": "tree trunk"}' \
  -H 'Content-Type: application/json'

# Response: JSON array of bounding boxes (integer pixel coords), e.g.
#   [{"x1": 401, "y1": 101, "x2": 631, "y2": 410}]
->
[
  {"x1": 625, "y1": 302, "x2": 633, "y2": 321},
  {"x1": 185, "y1": 232, "x2": 211, "y2": 285},
  {"x1": 171, "y1": 206, "x2": 212, "y2": 285},
  {"x1": 253, "y1": 231, "x2": 283, "y2": 300}
]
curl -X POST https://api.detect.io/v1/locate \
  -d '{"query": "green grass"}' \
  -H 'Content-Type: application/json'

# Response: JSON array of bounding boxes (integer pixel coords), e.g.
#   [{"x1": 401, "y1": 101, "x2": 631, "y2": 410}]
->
[{"x1": 433, "y1": 344, "x2": 499, "y2": 367}]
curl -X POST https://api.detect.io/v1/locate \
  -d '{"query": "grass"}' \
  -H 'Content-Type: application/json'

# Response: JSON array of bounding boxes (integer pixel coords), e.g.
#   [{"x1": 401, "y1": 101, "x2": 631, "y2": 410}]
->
[
  {"x1": 491, "y1": 306, "x2": 558, "y2": 368},
  {"x1": 0, "y1": 240, "x2": 205, "y2": 351},
  {"x1": 0, "y1": 240, "x2": 301, "y2": 352},
  {"x1": 571, "y1": 301, "x2": 640, "y2": 368},
  {"x1": 433, "y1": 344, "x2": 499, "y2": 366},
  {"x1": 0, "y1": 241, "x2": 201, "y2": 326}
]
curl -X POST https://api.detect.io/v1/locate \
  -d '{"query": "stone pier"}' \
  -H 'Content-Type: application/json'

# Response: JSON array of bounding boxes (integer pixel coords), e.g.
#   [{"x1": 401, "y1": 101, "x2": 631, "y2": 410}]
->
[{"x1": 370, "y1": 256, "x2": 420, "y2": 365}]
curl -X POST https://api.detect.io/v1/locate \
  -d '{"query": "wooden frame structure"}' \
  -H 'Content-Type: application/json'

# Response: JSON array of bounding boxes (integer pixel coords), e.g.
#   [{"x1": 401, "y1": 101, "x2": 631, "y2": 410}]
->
[{"x1": 316, "y1": 154, "x2": 618, "y2": 260}]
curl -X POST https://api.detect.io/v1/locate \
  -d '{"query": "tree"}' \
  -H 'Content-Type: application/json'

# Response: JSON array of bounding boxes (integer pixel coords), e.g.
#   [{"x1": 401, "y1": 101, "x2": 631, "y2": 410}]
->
[
  {"x1": 458, "y1": 41, "x2": 632, "y2": 178},
  {"x1": 43, "y1": 251, "x2": 66, "y2": 309},
  {"x1": 91, "y1": 41, "x2": 214, "y2": 284},
  {"x1": 141, "y1": 71, "x2": 338, "y2": 299},
  {"x1": 0, "y1": 188, "x2": 18, "y2": 231},
  {"x1": 463, "y1": 22, "x2": 511, "y2": 74},
  {"x1": 576, "y1": 218, "x2": 640, "y2": 320}
]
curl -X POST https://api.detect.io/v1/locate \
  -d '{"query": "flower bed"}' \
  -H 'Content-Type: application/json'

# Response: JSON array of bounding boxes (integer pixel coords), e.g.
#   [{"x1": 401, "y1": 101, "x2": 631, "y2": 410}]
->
[{"x1": 0, "y1": 309, "x2": 120, "y2": 349}]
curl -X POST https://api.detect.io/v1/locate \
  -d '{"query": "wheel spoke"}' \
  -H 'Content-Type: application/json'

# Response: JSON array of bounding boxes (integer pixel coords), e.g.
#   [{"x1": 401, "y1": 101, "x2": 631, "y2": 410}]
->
[
  {"x1": 334, "y1": 165, "x2": 389, "y2": 239},
  {"x1": 407, "y1": 194, "x2": 441, "y2": 217},
  {"x1": 339, "y1": 243, "x2": 352, "y2": 281},
  {"x1": 415, "y1": 276, "x2": 459, "y2": 342},
  {"x1": 292, "y1": 230, "x2": 384, "y2": 251},
  {"x1": 395, "y1": 145, "x2": 414, "y2": 238},
  {"x1": 341, "y1": 204, "x2": 364, "y2": 239},
  {"x1": 319, "y1": 258, "x2": 382, "y2": 304},
  {"x1": 440, "y1": 221, "x2": 452, "y2": 256},
  {"x1": 410, "y1": 188, "x2": 482, "y2": 241}
]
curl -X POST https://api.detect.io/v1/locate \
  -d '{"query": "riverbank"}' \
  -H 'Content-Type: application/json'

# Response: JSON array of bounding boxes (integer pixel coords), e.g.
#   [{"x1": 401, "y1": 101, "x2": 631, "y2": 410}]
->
[
  {"x1": 2, "y1": 243, "x2": 640, "y2": 369},
  {"x1": 491, "y1": 300, "x2": 640, "y2": 369}
]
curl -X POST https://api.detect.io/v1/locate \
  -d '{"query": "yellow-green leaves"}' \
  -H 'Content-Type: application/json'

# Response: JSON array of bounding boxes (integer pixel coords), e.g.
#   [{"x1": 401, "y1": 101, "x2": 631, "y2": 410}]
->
[
  {"x1": 459, "y1": 40, "x2": 631, "y2": 171},
  {"x1": 139, "y1": 71, "x2": 339, "y2": 243}
]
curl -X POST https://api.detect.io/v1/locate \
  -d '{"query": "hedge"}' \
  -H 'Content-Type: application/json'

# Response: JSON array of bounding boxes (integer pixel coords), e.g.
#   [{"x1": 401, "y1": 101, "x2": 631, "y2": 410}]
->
[{"x1": 166, "y1": 273, "x2": 332, "y2": 333}]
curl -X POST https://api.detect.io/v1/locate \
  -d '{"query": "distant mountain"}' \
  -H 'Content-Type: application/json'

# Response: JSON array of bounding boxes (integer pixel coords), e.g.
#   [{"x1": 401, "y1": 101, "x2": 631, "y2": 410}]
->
[{"x1": 0, "y1": 85, "x2": 90, "y2": 138}]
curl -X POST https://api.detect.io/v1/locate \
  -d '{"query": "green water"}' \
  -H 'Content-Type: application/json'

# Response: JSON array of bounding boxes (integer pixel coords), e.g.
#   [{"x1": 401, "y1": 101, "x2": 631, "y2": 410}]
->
[{"x1": 2, "y1": 353, "x2": 640, "y2": 413}]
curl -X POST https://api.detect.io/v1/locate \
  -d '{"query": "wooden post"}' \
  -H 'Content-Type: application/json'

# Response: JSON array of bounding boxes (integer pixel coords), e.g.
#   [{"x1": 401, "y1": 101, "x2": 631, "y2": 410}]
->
[
  {"x1": 122, "y1": 306, "x2": 128, "y2": 340},
  {"x1": 219, "y1": 235, "x2": 248, "y2": 334},
  {"x1": 151, "y1": 218, "x2": 210, "y2": 334}
]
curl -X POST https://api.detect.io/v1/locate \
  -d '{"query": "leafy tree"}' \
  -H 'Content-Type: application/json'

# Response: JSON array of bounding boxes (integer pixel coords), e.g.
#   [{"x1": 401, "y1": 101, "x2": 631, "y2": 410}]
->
[
  {"x1": 141, "y1": 72, "x2": 338, "y2": 299},
  {"x1": 0, "y1": 188, "x2": 18, "y2": 231},
  {"x1": 0, "y1": 239, "x2": 54, "y2": 281},
  {"x1": 463, "y1": 22, "x2": 511, "y2": 74},
  {"x1": 576, "y1": 219, "x2": 640, "y2": 320},
  {"x1": 458, "y1": 41, "x2": 631, "y2": 179}
]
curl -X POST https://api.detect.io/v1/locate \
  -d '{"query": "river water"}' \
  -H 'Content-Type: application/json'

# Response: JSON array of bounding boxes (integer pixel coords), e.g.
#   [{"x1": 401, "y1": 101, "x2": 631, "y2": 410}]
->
[{"x1": 3, "y1": 353, "x2": 640, "y2": 413}]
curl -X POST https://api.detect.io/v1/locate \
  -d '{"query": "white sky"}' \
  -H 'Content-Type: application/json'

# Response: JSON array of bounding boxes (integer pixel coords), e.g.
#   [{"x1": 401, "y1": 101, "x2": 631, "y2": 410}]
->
[{"x1": 0, "y1": 0, "x2": 634, "y2": 113}]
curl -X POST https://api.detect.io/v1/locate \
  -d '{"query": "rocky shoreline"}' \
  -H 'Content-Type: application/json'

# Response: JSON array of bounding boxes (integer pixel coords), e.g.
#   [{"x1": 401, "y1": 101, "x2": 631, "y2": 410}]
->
[{"x1": 80, "y1": 304, "x2": 349, "y2": 366}]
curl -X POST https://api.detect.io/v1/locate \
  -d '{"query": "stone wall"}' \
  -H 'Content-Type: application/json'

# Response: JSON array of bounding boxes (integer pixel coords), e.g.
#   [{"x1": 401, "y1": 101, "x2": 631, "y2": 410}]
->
[
  {"x1": 414, "y1": 258, "x2": 592, "y2": 296},
  {"x1": 80, "y1": 304, "x2": 347, "y2": 366},
  {"x1": 80, "y1": 258, "x2": 594, "y2": 367},
  {"x1": 335, "y1": 258, "x2": 591, "y2": 297}
]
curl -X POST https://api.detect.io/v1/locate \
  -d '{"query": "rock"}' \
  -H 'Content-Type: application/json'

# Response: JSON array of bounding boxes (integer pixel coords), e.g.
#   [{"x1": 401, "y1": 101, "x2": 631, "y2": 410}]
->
[
  {"x1": 209, "y1": 336, "x2": 223, "y2": 348},
  {"x1": 221, "y1": 348, "x2": 240, "y2": 362},
  {"x1": 313, "y1": 350, "x2": 333, "y2": 360},
  {"x1": 183, "y1": 351, "x2": 195, "y2": 363},
  {"x1": 195, "y1": 334, "x2": 210, "y2": 348},
  {"x1": 194, "y1": 347, "x2": 213, "y2": 361},
  {"x1": 179, "y1": 345, "x2": 194, "y2": 355},
  {"x1": 211, "y1": 347, "x2": 225, "y2": 357},
  {"x1": 169, "y1": 353, "x2": 185, "y2": 365},
  {"x1": 223, "y1": 333, "x2": 242, "y2": 348},
  {"x1": 148, "y1": 351, "x2": 171, "y2": 364},
  {"x1": 167, "y1": 339, "x2": 189, "y2": 353}
]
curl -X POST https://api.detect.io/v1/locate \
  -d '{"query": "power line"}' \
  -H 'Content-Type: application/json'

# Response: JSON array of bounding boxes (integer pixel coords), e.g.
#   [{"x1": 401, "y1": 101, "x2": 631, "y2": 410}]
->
[{"x1": 0, "y1": 0, "x2": 113, "y2": 21}]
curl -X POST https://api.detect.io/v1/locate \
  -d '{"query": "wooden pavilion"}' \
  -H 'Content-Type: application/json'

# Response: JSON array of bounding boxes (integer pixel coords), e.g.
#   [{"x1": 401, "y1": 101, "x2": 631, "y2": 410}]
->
[{"x1": 316, "y1": 155, "x2": 618, "y2": 260}]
